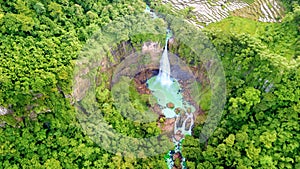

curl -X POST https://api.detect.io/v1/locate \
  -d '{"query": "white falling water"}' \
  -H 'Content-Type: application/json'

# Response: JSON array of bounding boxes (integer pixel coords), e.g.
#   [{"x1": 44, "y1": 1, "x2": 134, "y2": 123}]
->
[{"x1": 157, "y1": 39, "x2": 173, "y2": 86}]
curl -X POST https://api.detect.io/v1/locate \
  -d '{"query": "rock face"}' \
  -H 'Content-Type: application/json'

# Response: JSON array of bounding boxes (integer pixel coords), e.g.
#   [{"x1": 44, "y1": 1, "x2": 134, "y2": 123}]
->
[
  {"x1": 142, "y1": 42, "x2": 163, "y2": 57},
  {"x1": 160, "y1": 118, "x2": 177, "y2": 137},
  {"x1": 73, "y1": 41, "x2": 136, "y2": 102},
  {"x1": 162, "y1": 0, "x2": 284, "y2": 26},
  {"x1": 134, "y1": 69, "x2": 158, "y2": 94}
]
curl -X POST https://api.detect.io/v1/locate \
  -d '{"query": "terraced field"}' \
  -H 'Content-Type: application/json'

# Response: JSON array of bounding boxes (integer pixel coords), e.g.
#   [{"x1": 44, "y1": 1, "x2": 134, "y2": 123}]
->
[
  {"x1": 162, "y1": 0, "x2": 285, "y2": 26},
  {"x1": 233, "y1": 0, "x2": 284, "y2": 22}
]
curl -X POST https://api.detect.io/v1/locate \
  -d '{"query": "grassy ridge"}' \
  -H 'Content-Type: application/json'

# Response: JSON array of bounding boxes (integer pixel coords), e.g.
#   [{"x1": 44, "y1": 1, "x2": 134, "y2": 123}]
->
[{"x1": 206, "y1": 16, "x2": 270, "y2": 35}]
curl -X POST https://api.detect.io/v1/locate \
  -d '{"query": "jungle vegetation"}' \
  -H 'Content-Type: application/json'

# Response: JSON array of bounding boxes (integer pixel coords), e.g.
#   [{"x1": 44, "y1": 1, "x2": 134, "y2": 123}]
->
[{"x1": 0, "y1": 0, "x2": 299, "y2": 168}]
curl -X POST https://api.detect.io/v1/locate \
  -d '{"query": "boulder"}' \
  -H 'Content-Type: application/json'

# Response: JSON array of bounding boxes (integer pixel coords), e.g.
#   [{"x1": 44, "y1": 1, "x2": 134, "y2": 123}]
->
[
  {"x1": 174, "y1": 107, "x2": 182, "y2": 114},
  {"x1": 187, "y1": 107, "x2": 191, "y2": 113},
  {"x1": 166, "y1": 102, "x2": 175, "y2": 109},
  {"x1": 0, "y1": 106, "x2": 9, "y2": 116},
  {"x1": 174, "y1": 130, "x2": 184, "y2": 142}
]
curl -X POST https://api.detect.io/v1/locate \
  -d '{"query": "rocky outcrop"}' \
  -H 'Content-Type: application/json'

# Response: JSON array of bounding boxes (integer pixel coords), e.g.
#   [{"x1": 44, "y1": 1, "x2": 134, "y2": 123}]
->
[
  {"x1": 160, "y1": 117, "x2": 177, "y2": 137},
  {"x1": 174, "y1": 130, "x2": 184, "y2": 141},
  {"x1": 134, "y1": 68, "x2": 158, "y2": 94},
  {"x1": 142, "y1": 42, "x2": 163, "y2": 57},
  {"x1": 167, "y1": 102, "x2": 175, "y2": 109},
  {"x1": 173, "y1": 152, "x2": 183, "y2": 169},
  {"x1": 0, "y1": 106, "x2": 9, "y2": 116}
]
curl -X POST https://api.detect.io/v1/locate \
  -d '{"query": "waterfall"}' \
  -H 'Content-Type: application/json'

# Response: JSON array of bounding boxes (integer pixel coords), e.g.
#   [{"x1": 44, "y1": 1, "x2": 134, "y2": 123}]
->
[
  {"x1": 157, "y1": 32, "x2": 173, "y2": 86},
  {"x1": 145, "y1": 7, "x2": 193, "y2": 168}
]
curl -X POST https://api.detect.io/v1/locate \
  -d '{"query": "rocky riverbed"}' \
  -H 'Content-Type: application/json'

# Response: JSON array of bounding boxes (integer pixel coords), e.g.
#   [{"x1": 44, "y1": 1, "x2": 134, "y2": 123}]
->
[{"x1": 133, "y1": 66, "x2": 205, "y2": 138}]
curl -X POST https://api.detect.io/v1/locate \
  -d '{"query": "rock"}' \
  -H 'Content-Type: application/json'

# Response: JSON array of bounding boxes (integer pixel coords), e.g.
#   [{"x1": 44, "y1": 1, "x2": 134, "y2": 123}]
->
[
  {"x1": 152, "y1": 104, "x2": 162, "y2": 115},
  {"x1": 159, "y1": 117, "x2": 166, "y2": 123},
  {"x1": 161, "y1": 118, "x2": 176, "y2": 136},
  {"x1": 184, "y1": 118, "x2": 192, "y2": 131},
  {"x1": 134, "y1": 68, "x2": 159, "y2": 95},
  {"x1": 187, "y1": 107, "x2": 191, "y2": 113},
  {"x1": 174, "y1": 130, "x2": 184, "y2": 141},
  {"x1": 0, "y1": 106, "x2": 9, "y2": 116},
  {"x1": 158, "y1": 115, "x2": 166, "y2": 123},
  {"x1": 176, "y1": 114, "x2": 188, "y2": 128},
  {"x1": 15, "y1": 117, "x2": 23, "y2": 123},
  {"x1": 174, "y1": 157, "x2": 182, "y2": 168},
  {"x1": 166, "y1": 102, "x2": 175, "y2": 109},
  {"x1": 173, "y1": 152, "x2": 182, "y2": 161},
  {"x1": 0, "y1": 122, "x2": 5, "y2": 127},
  {"x1": 172, "y1": 152, "x2": 183, "y2": 169},
  {"x1": 30, "y1": 112, "x2": 37, "y2": 120},
  {"x1": 168, "y1": 37, "x2": 175, "y2": 45},
  {"x1": 174, "y1": 107, "x2": 182, "y2": 114}
]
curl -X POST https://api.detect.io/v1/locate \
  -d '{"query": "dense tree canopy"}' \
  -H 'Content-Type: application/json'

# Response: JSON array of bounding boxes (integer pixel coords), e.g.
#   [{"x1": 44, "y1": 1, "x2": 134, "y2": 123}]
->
[
  {"x1": 0, "y1": 0, "x2": 299, "y2": 168},
  {"x1": 181, "y1": 4, "x2": 300, "y2": 169}
]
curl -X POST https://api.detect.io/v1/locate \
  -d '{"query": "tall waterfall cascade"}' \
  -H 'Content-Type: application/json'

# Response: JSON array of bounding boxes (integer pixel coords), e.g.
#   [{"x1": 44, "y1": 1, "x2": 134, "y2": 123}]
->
[
  {"x1": 145, "y1": 6, "x2": 196, "y2": 169},
  {"x1": 157, "y1": 37, "x2": 173, "y2": 86}
]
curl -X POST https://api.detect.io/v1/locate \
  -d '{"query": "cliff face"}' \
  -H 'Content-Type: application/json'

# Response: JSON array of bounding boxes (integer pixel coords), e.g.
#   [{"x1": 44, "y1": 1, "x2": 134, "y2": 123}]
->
[
  {"x1": 162, "y1": 0, "x2": 284, "y2": 26},
  {"x1": 73, "y1": 41, "x2": 163, "y2": 102}
]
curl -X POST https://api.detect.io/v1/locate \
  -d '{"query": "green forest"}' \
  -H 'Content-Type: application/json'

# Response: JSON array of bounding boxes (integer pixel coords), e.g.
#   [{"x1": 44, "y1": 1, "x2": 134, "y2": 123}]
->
[{"x1": 0, "y1": 0, "x2": 299, "y2": 168}]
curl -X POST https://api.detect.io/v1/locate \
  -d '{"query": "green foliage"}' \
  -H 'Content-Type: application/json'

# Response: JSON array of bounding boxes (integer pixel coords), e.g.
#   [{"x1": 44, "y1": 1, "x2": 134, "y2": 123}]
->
[
  {"x1": 240, "y1": 0, "x2": 255, "y2": 4},
  {"x1": 261, "y1": 4, "x2": 300, "y2": 60},
  {"x1": 181, "y1": 4, "x2": 300, "y2": 169},
  {"x1": 206, "y1": 16, "x2": 269, "y2": 36},
  {"x1": 0, "y1": 114, "x2": 18, "y2": 127},
  {"x1": 129, "y1": 80, "x2": 156, "y2": 112},
  {"x1": 199, "y1": 90, "x2": 211, "y2": 111},
  {"x1": 207, "y1": 4, "x2": 300, "y2": 60},
  {"x1": 0, "y1": 0, "x2": 299, "y2": 168},
  {"x1": 0, "y1": 0, "x2": 172, "y2": 168},
  {"x1": 0, "y1": 0, "x2": 149, "y2": 116},
  {"x1": 280, "y1": 0, "x2": 299, "y2": 11}
]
